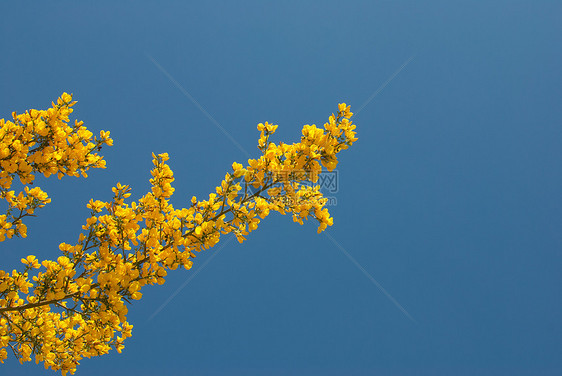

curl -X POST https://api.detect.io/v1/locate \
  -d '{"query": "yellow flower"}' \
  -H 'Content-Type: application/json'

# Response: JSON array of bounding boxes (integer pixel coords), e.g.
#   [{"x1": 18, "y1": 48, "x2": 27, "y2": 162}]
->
[
  {"x1": 20, "y1": 255, "x2": 40, "y2": 269},
  {"x1": 0, "y1": 97, "x2": 357, "y2": 374}
]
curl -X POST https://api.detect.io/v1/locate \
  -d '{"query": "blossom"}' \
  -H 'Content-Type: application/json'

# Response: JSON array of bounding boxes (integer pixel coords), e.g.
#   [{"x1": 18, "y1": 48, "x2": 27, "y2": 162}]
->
[{"x1": 0, "y1": 95, "x2": 357, "y2": 374}]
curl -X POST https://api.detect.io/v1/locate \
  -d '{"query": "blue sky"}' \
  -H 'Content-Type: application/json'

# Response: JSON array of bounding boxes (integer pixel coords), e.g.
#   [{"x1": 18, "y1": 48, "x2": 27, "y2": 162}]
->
[{"x1": 1, "y1": 1, "x2": 561, "y2": 375}]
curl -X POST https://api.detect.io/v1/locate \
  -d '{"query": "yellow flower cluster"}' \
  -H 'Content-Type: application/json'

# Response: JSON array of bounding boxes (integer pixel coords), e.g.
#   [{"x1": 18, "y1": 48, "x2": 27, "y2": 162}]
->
[
  {"x1": 0, "y1": 95, "x2": 357, "y2": 374},
  {"x1": 0, "y1": 93, "x2": 112, "y2": 242}
]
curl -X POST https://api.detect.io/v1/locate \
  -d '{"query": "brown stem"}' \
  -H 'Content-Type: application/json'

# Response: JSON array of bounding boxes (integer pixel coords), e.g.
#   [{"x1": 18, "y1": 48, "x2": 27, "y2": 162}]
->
[{"x1": 0, "y1": 292, "x2": 79, "y2": 314}]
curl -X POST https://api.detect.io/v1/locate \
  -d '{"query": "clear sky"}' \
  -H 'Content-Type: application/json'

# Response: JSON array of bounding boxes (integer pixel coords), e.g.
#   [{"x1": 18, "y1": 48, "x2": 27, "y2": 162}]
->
[{"x1": 1, "y1": 1, "x2": 561, "y2": 375}]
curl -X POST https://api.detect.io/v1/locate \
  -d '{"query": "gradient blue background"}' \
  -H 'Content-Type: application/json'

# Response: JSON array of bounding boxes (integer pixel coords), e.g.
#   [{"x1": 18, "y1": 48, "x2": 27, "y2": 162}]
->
[{"x1": 1, "y1": 1, "x2": 561, "y2": 375}]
